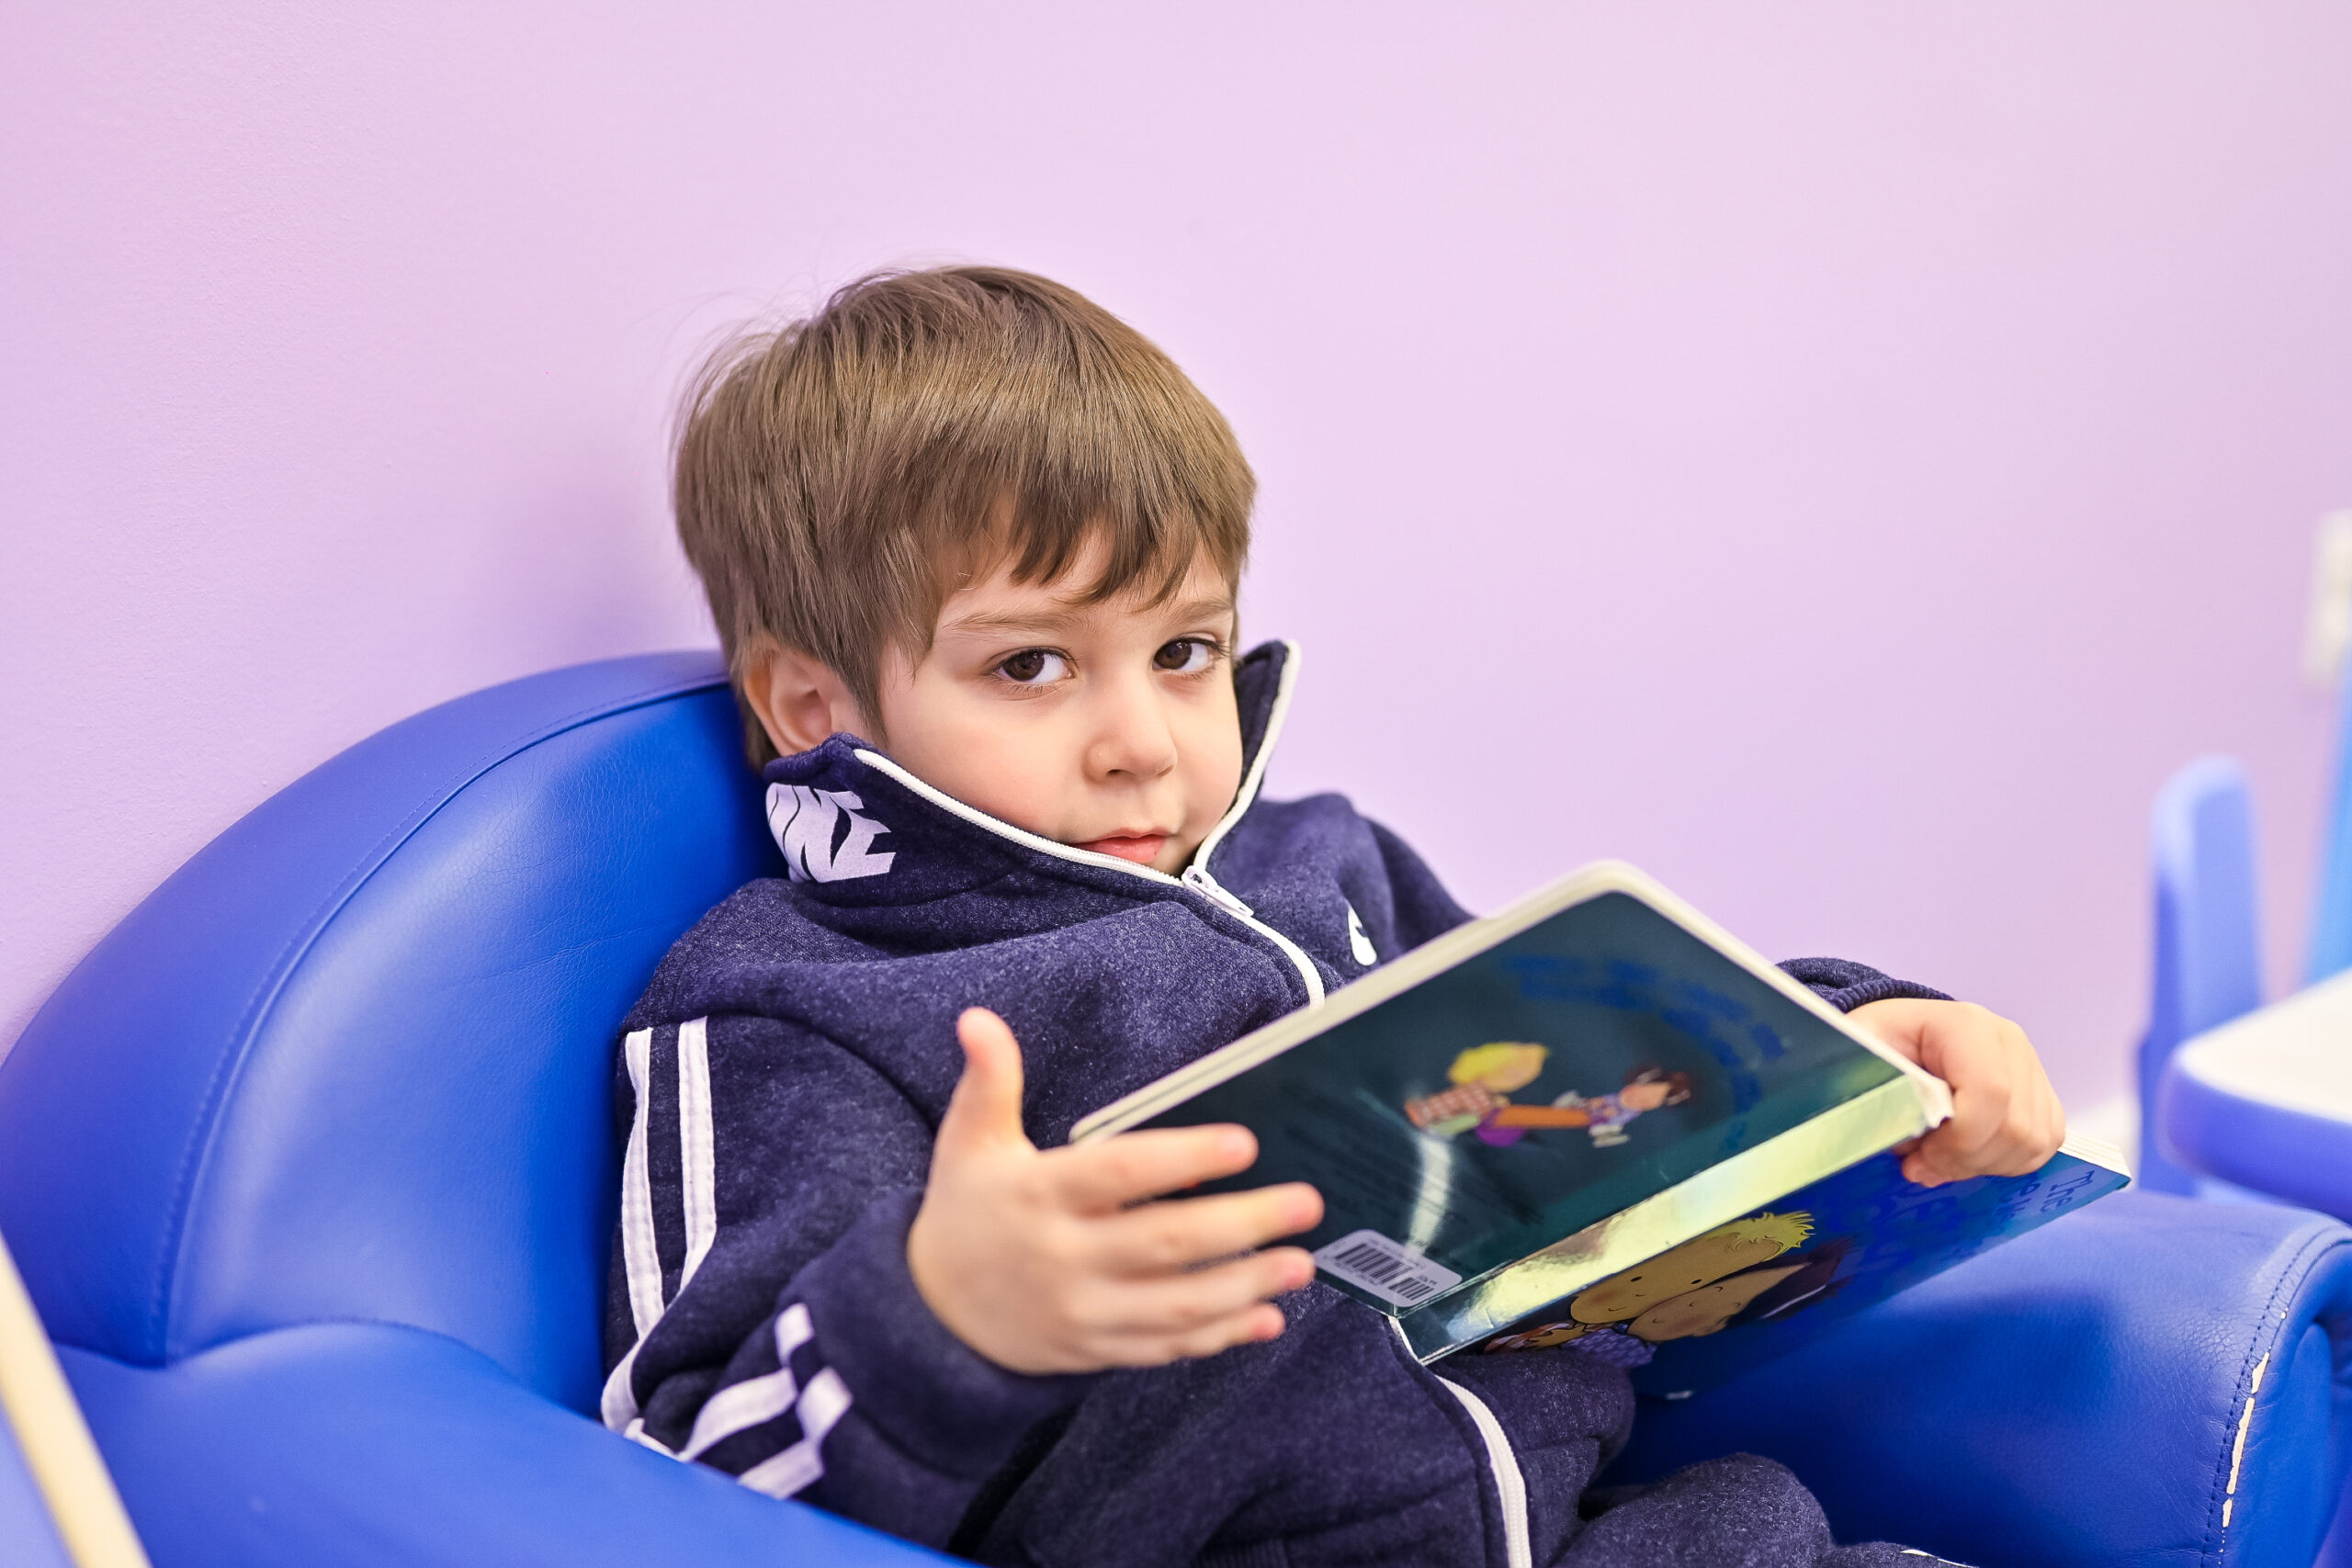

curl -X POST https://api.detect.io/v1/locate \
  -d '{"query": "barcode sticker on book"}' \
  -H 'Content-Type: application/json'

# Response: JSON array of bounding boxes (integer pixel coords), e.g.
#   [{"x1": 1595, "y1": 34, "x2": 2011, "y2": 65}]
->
[{"x1": 1313, "y1": 1230, "x2": 1463, "y2": 1308}]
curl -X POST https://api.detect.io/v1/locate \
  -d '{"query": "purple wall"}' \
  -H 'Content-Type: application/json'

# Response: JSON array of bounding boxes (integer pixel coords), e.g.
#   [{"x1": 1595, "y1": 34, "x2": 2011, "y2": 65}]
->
[{"x1": 6, "y1": 5, "x2": 2350, "y2": 1111}]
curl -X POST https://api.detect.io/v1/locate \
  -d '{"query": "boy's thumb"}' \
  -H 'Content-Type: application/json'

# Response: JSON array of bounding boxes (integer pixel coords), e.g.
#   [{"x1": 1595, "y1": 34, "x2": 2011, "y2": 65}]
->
[{"x1": 939, "y1": 1008, "x2": 1031, "y2": 1156}]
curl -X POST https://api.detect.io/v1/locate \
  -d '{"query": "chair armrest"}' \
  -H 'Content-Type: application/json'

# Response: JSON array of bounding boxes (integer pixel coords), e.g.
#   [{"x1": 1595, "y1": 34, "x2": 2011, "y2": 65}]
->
[
  {"x1": 59, "y1": 1322, "x2": 954, "y2": 1568},
  {"x1": 1600, "y1": 1190, "x2": 2352, "y2": 1568}
]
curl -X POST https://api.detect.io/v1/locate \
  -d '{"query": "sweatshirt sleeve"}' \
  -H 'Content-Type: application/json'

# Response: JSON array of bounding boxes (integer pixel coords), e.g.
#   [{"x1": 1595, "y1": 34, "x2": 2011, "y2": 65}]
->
[
  {"x1": 601, "y1": 1014, "x2": 1090, "y2": 1546},
  {"x1": 1366, "y1": 819, "x2": 1476, "y2": 949},
  {"x1": 1776, "y1": 957, "x2": 1951, "y2": 1012}
]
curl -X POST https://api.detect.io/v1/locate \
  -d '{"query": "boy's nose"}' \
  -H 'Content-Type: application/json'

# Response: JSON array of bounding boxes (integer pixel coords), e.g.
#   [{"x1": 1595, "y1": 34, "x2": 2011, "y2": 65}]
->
[{"x1": 1085, "y1": 681, "x2": 1180, "y2": 782}]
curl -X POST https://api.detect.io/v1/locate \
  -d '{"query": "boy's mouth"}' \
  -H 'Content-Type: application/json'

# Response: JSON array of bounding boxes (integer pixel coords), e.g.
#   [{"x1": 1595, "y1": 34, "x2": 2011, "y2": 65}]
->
[{"x1": 1076, "y1": 833, "x2": 1170, "y2": 865}]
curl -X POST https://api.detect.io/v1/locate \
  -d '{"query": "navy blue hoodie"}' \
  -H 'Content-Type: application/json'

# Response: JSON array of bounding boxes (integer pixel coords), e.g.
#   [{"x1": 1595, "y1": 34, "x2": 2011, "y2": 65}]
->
[{"x1": 603, "y1": 642, "x2": 1949, "y2": 1568}]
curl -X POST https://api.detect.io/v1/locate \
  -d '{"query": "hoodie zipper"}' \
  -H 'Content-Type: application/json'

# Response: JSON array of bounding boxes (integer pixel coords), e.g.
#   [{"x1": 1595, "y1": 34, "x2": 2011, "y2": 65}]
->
[
  {"x1": 1180, "y1": 862, "x2": 1325, "y2": 1006},
  {"x1": 1438, "y1": 1379, "x2": 1532, "y2": 1568},
  {"x1": 1170, "y1": 640, "x2": 1323, "y2": 1002},
  {"x1": 846, "y1": 643, "x2": 1326, "y2": 1009}
]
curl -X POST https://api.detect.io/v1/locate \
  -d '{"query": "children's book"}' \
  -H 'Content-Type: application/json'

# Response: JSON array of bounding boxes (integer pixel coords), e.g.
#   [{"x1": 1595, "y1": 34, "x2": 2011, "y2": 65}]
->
[{"x1": 1071, "y1": 863, "x2": 2127, "y2": 1388}]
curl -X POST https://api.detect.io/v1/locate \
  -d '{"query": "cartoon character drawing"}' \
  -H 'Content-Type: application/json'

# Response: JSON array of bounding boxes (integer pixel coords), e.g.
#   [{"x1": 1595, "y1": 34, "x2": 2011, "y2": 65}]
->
[
  {"x1": 1403, "y1": 1045, "x2": 1694, "y2": 1148},
  {"x1": 1623, "y1": 1262, "x2": 1807, "y2": 1340},
  {"x1": 1568, "y1": 1213, "x2": 1813, "y2": 1324},
  {"x1": 1723, "y1": 1235, "x2": 1856, "y2": 1329},
  {"x1": 1481, "y1": 1213, "x2": 1818, "y2": 1356},
  {"x1": 1618, "y1": 1232, "x2": 1859, "y2": 1341},
  {"x1": 1481, "y1": 1319, "x2": 1592, "y2": 1353},
  {"x1": 1402, "y1": 1043, "x2": 1548, "y2": 1136},
  {"x1": 1488, "y1": 1066, "x2": 1696, "y2": 1147}
]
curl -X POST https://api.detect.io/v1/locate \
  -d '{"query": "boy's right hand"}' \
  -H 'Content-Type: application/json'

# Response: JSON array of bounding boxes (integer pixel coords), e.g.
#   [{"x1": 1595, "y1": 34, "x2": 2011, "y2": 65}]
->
[{"x1": 907, "y1": 1008, "x2": 1324, "y2": 1376}]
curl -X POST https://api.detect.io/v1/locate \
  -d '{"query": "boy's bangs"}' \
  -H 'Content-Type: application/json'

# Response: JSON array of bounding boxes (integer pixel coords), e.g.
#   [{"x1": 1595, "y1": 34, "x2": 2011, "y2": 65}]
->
[
  {"x1": 1000, "y1": 498, "x2": 1227, "y2": 610},
  {"x1": 899, "y1": 406, "x2": 1246, "y2": 650}
]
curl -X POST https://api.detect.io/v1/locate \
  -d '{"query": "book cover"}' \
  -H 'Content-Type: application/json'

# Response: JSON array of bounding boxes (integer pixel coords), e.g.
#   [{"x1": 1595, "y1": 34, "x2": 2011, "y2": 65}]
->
[
  {"x1": 1472, "y1": 1137, "x2": 2129, "y2": 1395},
  {"x1": 1076, "y1": 864, "x2": 1981, "y2": 1359}
]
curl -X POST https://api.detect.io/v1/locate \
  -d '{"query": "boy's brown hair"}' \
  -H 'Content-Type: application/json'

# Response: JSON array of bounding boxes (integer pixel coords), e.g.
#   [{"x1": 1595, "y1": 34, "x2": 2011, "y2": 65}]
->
[{"x1": 673, "y1": 266, "x2": 1256, "y2": 766}]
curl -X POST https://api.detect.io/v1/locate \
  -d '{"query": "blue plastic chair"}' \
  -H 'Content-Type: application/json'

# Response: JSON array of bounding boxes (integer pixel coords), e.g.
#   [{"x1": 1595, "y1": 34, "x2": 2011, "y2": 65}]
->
[
  {"x1": 2309, "y1": 665, "x2": 2352, "y2": 986},
  {"x1": 2137, "y1": 757, "x2": 2267, "y2": 1195},
  {"x1": 4, "y1": 653, "x2": 2349, "y2": 1566},
  {"x1": 2142, "y1": 681, "x2": 2352, "y2": 1566}
]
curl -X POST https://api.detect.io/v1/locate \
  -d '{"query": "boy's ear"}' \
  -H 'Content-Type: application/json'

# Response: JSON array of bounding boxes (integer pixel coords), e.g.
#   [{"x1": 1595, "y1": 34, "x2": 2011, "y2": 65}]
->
[{"x1": 741, "y1": 642, "x2": 873, "y2": 758}]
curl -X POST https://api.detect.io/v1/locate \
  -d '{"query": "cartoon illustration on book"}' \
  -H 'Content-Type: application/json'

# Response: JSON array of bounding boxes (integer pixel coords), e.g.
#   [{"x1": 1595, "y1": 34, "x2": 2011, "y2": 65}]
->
[
  {"x1": 1481, "y1": 1212, "x2": 1850, "y2": 1359},
  {"x1": 1403, "y1": 1043, "x2": 1694, "y2": 1147}
]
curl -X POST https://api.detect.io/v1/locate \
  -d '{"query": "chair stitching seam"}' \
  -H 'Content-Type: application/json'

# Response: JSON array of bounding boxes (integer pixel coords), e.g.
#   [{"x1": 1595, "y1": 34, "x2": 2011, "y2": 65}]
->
[{"x1": 2201, "y1": 1224, "x2": 2350, "y2": 1565}]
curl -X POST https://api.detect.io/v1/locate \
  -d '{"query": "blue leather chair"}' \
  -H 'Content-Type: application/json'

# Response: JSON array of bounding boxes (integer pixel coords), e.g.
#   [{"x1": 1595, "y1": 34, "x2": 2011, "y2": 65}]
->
[
  {"x1": 1, "y1": 1407, "x2": 73, "y2": 1568},
  {"x1": 4, "y1": 653, "x2": 2350, "y2": 1567}
]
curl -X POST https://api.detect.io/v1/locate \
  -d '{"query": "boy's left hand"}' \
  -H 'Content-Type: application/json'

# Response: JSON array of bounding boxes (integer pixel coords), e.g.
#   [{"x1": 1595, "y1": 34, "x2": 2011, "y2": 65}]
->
[{"x1": 1845, "y1": 998, "x2": 2065, "y2": 1188}]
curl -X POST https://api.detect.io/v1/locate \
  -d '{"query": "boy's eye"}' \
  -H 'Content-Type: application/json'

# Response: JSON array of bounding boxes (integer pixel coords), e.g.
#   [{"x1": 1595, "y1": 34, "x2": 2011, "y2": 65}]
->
[
  {"x1": 1154, "y1": 638, "x2": 1216, "y2": 673},
  {"x1": 994, "y1": 649, "x2": 1069, "y2": 685}
]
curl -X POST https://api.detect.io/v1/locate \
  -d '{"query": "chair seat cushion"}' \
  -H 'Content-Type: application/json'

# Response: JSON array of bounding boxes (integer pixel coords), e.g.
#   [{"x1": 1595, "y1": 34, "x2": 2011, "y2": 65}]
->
[
  {"x1": 60, "y1": 1322, "x2": 949, "y2": 1568},
  {"x1": 1600, "y1": 1190, "x2": 2352, "y2": 1568}
]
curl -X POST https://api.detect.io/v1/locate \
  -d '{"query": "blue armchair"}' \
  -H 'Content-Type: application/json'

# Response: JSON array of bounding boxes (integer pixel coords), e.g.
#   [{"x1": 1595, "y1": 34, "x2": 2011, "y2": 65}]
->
[{"x1": 3, "y1": 654, "x2": 2348, "y2": 1567}]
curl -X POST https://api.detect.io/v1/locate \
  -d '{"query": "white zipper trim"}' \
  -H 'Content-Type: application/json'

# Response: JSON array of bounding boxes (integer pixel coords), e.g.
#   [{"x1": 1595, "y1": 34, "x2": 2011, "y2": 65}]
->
[
  {"x1": 1438, "y1": 1378, "x2": 1532, "y2": 1568},
  {"x1": 1193, "y1": 639, "x2": 1304, "y2": 869},
  {"x1": 844, "y1": 642, "x2": 1323, "y2": 1006}
]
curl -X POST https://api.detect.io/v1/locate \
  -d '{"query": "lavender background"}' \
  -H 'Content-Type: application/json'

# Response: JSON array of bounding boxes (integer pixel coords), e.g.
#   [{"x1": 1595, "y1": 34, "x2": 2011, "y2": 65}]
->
[{"x1": 6, "y1": 4, "x2": 2350, "y2": 1115}]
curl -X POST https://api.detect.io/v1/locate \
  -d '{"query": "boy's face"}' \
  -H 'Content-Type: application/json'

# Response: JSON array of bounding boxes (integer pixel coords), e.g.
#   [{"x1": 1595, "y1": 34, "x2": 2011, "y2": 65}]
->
[{"x1": 866, "y1": 537, "x2": 1245, "y2": 874}]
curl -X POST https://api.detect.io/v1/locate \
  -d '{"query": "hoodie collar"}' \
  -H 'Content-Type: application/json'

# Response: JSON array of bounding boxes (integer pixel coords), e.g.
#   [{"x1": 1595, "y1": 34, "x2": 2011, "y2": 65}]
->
[{"x1": 758, "y1": 639, "x2": 1300, "y2": 901}]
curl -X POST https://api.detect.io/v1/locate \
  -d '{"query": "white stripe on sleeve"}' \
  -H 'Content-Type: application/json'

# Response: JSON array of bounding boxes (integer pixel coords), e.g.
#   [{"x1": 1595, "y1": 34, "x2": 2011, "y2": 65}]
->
[
  {"x1": 677, "y1": 1016, "x2": 718, "y2": 1290},
  {"x1": 600, "y1": 1344, "x2": 646, "y2": 1437},
  {"x1": 602, "y1": 1027, "x2": 663, "y2": 1434},
  {"x1": 679, "y1": 1304, "x2": 817, "y2": 1461},
  {"x1": 797, "y1": 1366, "x2": 851, "y2": 1440},
  {"x1": 733, "y1": 1367, "x2": 854, "y2": 1501},
  {"x1": 736, "y1": 1435, "x2": 824, "y2": 1500},
  {"x1": 617, "y1": 1027, "x2": 663, "y2": 1336},
  {"x1": 775, "y1": 1299, "x2": 815, "y2": 1360},
  {"x1": 682, "y1": 1365, "x2": 797, "y2": 1461}
]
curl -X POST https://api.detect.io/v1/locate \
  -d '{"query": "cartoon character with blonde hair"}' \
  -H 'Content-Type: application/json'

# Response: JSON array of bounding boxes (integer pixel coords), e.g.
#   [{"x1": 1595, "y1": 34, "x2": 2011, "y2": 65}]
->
[
  {"x1": 1568, "y1": 1212, "x2": 1815, "y2": 1325},
  {"x1": 1402, "y1": 1043, "x2": 1548, "y2": 1137},
  {"x1": 1482, "y1": 1213, "x2": 1819, "y2": 1357},
  {"x1": 1405, "y1": 1043, "x2": 1695, "y2": 1148}
]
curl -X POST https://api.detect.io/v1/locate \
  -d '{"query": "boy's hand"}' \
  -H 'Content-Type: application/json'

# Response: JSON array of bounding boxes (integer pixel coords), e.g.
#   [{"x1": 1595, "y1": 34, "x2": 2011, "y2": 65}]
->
[
  {"x1": 1847, "y1": 998, "x2": 2066, "y2": 1187},
  {"x1": 907, "y1": 1009, "x2": 1324, "y2": 1376}
]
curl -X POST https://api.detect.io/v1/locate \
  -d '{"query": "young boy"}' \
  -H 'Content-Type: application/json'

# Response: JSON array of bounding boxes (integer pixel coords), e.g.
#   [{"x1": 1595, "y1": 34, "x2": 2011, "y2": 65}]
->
[{"x1": 603, "y1": 267, "x2": 2064, "y2": 1567}]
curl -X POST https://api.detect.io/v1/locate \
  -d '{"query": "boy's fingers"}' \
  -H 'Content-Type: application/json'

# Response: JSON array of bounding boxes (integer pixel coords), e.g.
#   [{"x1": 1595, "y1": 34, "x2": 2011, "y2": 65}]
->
[
  {"x1": 1051, "y1": 1124, "x2": 1262, "y2": 1210},
  {"x1": 1919, "y1": 1111, "x2": 2003, "y2": 1173},
  {"x1": 1146, "y1": 1303, "x2": 1291, "y2": 1364},
  {"x1": 1908, "y1": 1095, "x2": 2065, "y2": 1185},
  {"x1": 935, "y1": 1008, "x2": 1033, "y2": 1159},
  {"x1": 1088, "y1": 1303, "x2": 1290, "y2": 1368},
  {"x1": 1885, "y1": 1004, "x2": 2065, "y2": 1187},
  {"x1": 1086, "y1": 1254, "x2": 1310, "y2": 1337},
  {"x1": 1090, "y1": 1184, "x2": 1324, "y2": 1273}
]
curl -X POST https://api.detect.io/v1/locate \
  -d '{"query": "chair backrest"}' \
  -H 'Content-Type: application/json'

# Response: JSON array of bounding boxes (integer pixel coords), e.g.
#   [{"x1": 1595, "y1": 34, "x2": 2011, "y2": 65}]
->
[
  {"x1": 0, "y1": 654, "x2": 779, "y2": 1415},
  {"x1": 2311, "y1": 660, "x2": 2352, "y2": 985},
  {"x1": 2138, "y1": 755, "x2": 2264, "y2": 1192}
]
